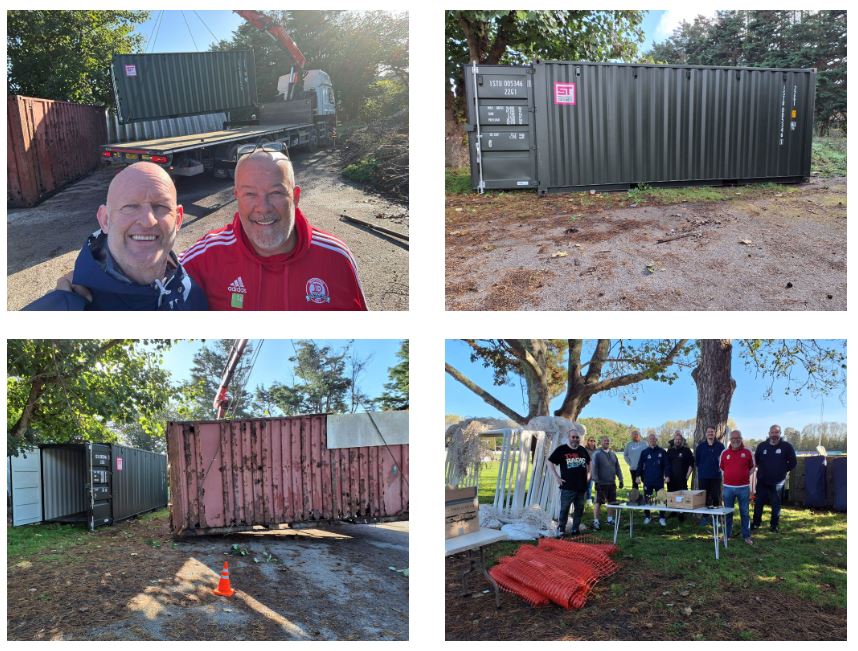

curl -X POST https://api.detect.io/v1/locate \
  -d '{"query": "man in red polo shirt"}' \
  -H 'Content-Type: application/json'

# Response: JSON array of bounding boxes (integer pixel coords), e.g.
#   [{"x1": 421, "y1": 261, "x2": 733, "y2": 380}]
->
[
  {"x1": 180, "y1": 149, "x2": 367, "y2": 310},
  {"x1": 719, "y1": 429, "x2": 756, "y2": 545}
]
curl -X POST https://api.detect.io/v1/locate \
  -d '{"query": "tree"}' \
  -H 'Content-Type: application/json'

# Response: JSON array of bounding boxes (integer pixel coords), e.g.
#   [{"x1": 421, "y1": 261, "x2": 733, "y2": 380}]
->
[
  {"x1": 376, "y1": 340, "x2": 409, "y2": 411},
  {"x1": 7, "y1": 340, "x2": 172, "y2": 456},
  {"x1": 445, "y1": 10, "x2": 645, "y2": 166},
  {"x1": 178, "y1": 340, "x2": 256, "y2": 419},
  {"x1": 691, "y1": 340, "x2": 736, "y2": 445},
  {"x1": 691, "y1": 339, "x2": 847, "y2": 446},
  {"x1": 213, "y1": 10, "x2": 408, "y2": 121},
  {"x1": 261, "y1": 341, "x2": 353, "y2": 415},
  {"x1": 445, "y1": 339, "x2": 692, "y2": 424},
  {"x1": 7, "y1": 10, "x2": 149, "y2": 106}
]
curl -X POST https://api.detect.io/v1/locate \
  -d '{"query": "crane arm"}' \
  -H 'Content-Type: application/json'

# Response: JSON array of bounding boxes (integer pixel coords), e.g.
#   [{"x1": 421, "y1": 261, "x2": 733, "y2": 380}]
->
[
  {"x1": 214, "y1": 339, "x2": 250, "y2": 419},
  {"x1": 234, "y1": 10, "x2": 306, "y2": 70}
]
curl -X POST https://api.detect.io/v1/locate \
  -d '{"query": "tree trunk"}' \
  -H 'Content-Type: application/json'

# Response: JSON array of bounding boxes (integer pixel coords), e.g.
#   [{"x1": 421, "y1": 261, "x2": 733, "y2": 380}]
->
[
  {"x1": 445, "y1": 84, "x2": 469, "y2": 168},
  {"x1": 10, "y1": 379, "x2": 46, "y2": 440},
  {"x1": 691, "y1": 340, "x2": 736, "y2": 446}
]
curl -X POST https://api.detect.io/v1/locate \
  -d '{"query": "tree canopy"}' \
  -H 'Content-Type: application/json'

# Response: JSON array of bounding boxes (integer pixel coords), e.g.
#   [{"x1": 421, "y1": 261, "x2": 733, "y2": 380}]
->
[
  {"x1": 647, "y1": 10, "x2": 846, "y2": 133},
  {"x1": 7, "y1": 340, "x2": 172, "y2": 456},
  {"x1": 446, "y1": 339, "x2": 692, "y2": 424},
  {"x1": 212, "y1": 10, "x2": 407, "y2": 121},
  {"x1": 446, "y1": 11, "x2": 645, "y2": 116},
  {"x1": 447, "y1": 339, "x2": 846, "y2": 435},
  {"x1": 376, "y1": 341, "x2": 409, "y2": 411},
  {"x1": 7, "y1": 10, "x2": 149, "y2": 106}
]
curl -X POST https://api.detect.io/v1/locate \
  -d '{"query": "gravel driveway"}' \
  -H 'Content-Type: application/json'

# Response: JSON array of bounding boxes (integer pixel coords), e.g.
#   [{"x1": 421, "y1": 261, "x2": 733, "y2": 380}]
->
[{"x1": 7, "y1": 150, "x2": 408, "y2": 310}]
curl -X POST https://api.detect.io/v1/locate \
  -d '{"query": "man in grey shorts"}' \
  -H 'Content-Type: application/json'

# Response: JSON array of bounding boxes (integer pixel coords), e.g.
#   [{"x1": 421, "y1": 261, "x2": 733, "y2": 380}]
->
[{"x1": 591, "y1": 435, "x2": 624, "y2": 530}]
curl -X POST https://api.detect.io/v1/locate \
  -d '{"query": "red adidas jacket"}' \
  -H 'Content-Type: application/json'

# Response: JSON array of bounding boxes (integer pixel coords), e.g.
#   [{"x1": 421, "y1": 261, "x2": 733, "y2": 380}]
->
[{"x1": 179, "y1": 208, "x2": 367, "y2": 311}]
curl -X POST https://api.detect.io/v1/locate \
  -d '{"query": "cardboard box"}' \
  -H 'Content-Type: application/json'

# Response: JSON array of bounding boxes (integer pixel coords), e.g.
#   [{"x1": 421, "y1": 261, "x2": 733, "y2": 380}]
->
[
  {"x1": 445, "y1": 497, "x2": 479, "y2": 518},
  {"x1": 445, "y1": 485, "x2": 477, "y2": 502},
  {"x1": 666, "y1": 490, "x2": 706, "y2": 509},
  {"x1": 445, "y1": 512, "x2": 480, "y2": 539}
]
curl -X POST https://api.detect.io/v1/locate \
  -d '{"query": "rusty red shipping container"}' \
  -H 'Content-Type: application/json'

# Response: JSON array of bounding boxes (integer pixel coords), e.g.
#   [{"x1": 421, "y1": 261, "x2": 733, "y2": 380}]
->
[
  {"x1": 7, "y1": 95, "x2": 108, "y2": 207},
  {"x1": 167, "y1": 414, "x2": 409, "y2": 535}
]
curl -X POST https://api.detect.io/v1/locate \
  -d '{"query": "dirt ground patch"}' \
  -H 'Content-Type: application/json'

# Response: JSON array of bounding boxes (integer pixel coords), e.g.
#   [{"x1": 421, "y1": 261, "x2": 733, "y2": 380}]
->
[
  {"x1": 7, "y1": 149, "x2": 408, "y2": 311},
  {"x1": 7, "y1": 513, "x2": 408, "y2": 640},
  {"x1": 446, "y1": 178, "x2": 846, "y2": 310},
  {"x1": 445, "y1": 539, "x2": 846, "y2": 641}
]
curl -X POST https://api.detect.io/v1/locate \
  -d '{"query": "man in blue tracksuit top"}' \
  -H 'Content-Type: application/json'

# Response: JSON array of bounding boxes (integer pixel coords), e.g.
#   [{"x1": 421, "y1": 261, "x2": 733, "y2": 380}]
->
[
  {"x1": 695, "y1": 426, "x2": 726, "y2": 522},
  {"x1": 23, "y1": 162, "x2": 207, "y2": 311},
  {"x1": 636, "y1": 433, "x2": 668, "y2": 526},
  {"x1": 752, "y1": 424, "x2": 797, "y2": 532}
]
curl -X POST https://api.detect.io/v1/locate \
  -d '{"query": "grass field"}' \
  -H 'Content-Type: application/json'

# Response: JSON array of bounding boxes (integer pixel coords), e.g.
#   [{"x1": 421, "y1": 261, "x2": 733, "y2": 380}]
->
[
  {"x1": 448, "y1": 455, "x2": 846, "y2": 640},
  {"x1": 811, "y1": 135, "x2": 848, "y2": 177},
  {"x1": 7, "y1": 509, "x2": 170, "y2": 564},
  {"x1": 472, "y1": 456, "x2": 846, "y2": 609}
]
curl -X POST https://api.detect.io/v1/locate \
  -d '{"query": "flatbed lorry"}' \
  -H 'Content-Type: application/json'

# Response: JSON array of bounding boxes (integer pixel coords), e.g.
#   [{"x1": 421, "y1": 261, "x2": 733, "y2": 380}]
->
[{"x1": 101, "y1": 63, "x2": 336, "y2": 178}]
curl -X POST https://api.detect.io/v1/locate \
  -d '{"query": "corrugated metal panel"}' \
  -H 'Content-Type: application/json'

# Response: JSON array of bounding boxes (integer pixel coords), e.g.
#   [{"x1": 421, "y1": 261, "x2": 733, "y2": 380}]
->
[
  {"x1": 111, "y1": 445, "x2": 168, "y2": 522},
  {"x1": 167, "y1": 414, "x2": 410, "y2": 535},
  {"x1": 105, "y1": 111, "x2": 227, "y2": 144},
  {"x1": 41, "y1": 446, "x2": 87, "y2": 521},
  {"x1": 10, "y1": 449, "x2": 43, "y2": 526},
  {"x1": 111, "y1": 51, "x2": 257, "y2": 124},
  {"x1": 7, "y1": 95, "x2": 108, "y2": 207},
  {"x1": 466, "y1": 62, "x2": 816, "y2": 193}
]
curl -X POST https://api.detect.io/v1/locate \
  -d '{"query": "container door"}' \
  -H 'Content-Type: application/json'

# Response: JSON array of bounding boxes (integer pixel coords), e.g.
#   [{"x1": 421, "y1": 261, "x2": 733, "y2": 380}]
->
[
  {"x1": 88, "y1": 443, "x2": 114, "y2": 529},
  {"x1": 464, "y1": 65, "x2": 537, "y2": 191},
  {"x1": 10, "y1": 448, "x2": 43, "y2": 526}
]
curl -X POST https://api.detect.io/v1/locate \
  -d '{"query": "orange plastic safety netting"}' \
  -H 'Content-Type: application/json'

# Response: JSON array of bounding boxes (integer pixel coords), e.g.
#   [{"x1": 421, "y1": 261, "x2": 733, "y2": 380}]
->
[{"x1": 488, "y1": 537, "x2": 620, "y2": 608}]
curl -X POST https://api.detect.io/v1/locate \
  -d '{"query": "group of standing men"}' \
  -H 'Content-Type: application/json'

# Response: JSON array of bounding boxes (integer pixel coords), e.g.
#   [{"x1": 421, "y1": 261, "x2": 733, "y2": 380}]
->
[{"x1": 548, "y1": 423, "x2": 797, "y2": 545}]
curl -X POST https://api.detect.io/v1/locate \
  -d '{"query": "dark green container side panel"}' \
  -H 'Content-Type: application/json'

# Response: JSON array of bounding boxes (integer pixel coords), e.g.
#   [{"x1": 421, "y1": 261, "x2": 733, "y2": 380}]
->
[
  {"x1": 464, "y1": 65, "x2": 538, "y2": 189},
  {"x1": 112, "y1": 51, "x2": 258, "y2": 124},
  {"x1": 111, "y1": 445, "x2": 168, "y2": 522},
  {"x1": 534, "y1": 62, "x2": 815, "y2": 192},
  {"x1": 464, "y1": 62, "x2": 815, "y2": 192}
]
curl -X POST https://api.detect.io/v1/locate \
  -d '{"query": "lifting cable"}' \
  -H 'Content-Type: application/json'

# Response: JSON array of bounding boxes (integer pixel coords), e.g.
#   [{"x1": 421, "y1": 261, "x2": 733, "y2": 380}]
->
[
  {"x1": 193, "y1": 11, "x2": 220, "y2": 46},
  {"x1": 181, "y1": 11, "x2": 200, "y2": 52},
  {"x1": 147, "y1": 11, "x2": 165, "y2": 53},
  {"x1": 362, "y1": 401, "x2": 409, "y2": 488}
]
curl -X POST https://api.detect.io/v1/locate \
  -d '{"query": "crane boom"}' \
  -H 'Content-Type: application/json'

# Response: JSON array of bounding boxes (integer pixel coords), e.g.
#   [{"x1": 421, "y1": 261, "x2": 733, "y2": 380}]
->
[
  {"x1": 234, "y1": 10, "x2": 307, "y2": 70},
  {"x1": 214, "y1": 339, "x2": 250, "y2": 419}
]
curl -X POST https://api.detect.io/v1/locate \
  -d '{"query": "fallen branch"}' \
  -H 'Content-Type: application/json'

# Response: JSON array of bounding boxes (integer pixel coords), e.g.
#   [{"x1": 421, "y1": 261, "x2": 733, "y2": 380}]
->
[
  {"x1": 340, "y1": 214, "x2": 409, "y2": 242},
  {"x1": 657, "y1": 231, "x2": 698, "y2": 244}
]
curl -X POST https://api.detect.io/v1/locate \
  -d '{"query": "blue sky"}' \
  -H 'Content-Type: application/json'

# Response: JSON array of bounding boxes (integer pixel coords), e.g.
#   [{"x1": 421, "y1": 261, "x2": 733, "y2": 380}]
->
[
  {"x1": 136, "y1": 10, "x2": 697, "y2": 57},
  {"x1": 134, "y1": 10, "x2": 243, "y2": 53},
  {"x1": 445, "y1": 340, "x2": 847, "y2": 437},
  {"x1": 640, "y1": 10, "x2": 718, "y2": 53},
  {"x1": 160, "y1": 339, "x2": 404, "y2": 401}
]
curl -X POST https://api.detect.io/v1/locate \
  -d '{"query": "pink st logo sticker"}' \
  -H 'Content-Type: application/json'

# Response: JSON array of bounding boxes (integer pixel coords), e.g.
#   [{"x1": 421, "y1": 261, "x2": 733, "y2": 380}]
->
[{"x1": 554, "y1": 82, "x2": 576, "y2": 105}]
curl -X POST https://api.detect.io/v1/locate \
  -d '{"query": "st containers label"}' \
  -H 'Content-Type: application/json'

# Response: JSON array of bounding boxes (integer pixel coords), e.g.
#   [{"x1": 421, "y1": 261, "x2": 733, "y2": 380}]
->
[{"x1": 554, "y1": 82, "x2": 576, "y2": 105}]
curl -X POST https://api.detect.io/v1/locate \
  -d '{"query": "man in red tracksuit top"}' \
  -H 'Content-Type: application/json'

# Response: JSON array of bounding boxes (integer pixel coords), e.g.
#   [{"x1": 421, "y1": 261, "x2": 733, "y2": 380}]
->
[
  {"x1": 179, "y1": 150, "x2": 367, "y2": 310},
  {"x1": 719, "y1": 429, "x2": 756, "y2": 545}
]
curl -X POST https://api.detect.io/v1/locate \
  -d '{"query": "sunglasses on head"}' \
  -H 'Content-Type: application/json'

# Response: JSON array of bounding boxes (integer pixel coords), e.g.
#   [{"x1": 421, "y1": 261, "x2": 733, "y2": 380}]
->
[{"x1": 236, "y1": 141, "x2": 291, "y2": 159}]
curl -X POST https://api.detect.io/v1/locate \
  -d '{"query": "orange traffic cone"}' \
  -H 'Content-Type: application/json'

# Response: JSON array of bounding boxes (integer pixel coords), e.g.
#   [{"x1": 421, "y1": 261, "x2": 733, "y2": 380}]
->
[{"x1": 213, "y1": 561, "x2": 236, "y2": 597}]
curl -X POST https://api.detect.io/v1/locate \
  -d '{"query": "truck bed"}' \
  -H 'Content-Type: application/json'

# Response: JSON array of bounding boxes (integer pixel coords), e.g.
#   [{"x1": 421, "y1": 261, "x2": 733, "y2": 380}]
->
[{"x1": 104, "y1": 122, "x2": 314, "y2": 155}]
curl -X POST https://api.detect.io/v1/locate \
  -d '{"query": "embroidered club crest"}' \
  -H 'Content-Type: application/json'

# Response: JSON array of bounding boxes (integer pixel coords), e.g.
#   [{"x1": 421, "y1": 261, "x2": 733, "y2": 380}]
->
[{"x1": 305, "y1": 277, "x2": 331, "y2": 304}]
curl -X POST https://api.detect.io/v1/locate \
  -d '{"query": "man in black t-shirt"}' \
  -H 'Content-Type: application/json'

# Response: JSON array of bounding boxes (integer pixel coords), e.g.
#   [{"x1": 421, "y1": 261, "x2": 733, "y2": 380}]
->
[{"x1": 547, "y1": 423, "x2": 592, "y2": 537}]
